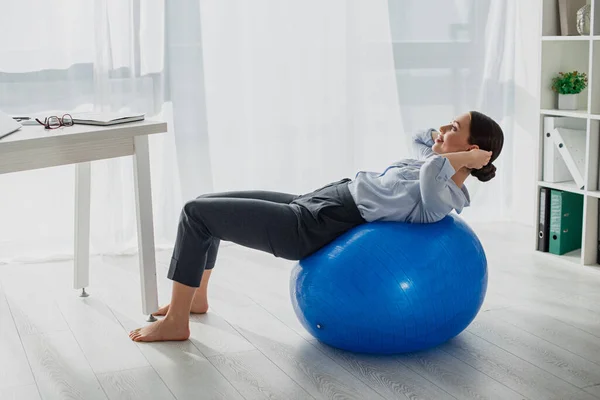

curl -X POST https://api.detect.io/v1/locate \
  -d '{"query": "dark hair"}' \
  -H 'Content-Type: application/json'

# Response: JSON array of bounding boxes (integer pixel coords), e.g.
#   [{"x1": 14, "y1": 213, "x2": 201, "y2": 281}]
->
[{"x1": 468, "y1": 111, "x2": 504, "y2": 182}]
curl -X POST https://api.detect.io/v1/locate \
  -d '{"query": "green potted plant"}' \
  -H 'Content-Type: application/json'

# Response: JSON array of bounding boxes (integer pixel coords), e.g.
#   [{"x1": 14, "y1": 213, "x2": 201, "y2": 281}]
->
[{"x1": 552, "y1": 71, "x2": 588, "y2": 110}]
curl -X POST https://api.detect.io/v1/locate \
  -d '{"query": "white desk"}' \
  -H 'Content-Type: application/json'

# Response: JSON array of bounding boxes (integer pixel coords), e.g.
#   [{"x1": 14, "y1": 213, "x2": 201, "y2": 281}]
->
[{"x1": 0, "y1": 120, "x2": 167, "y2": 321}]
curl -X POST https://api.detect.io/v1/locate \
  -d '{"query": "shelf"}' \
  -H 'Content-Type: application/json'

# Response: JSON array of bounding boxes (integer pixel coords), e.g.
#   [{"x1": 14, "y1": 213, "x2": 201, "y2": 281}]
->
[
  {"x1": 537, "y1": 180, "x2": 585, "y2": 194},
  {"x1": 537, "y1": 0, "x2": 599, "y2": 267},
  {"x1": 541, "y1": 109, "x2": 589, "y2": 118},
  {"x1": 541, "y1": 41, "x2": 590, "y2": 110},
  {"x1": 542, "y1": 35, "x2": 591, "y2": 41}
]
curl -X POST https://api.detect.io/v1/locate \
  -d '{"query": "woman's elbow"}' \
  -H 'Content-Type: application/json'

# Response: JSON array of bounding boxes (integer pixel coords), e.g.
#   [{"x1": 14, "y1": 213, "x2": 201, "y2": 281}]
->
[{"x1": 419, "y1": 195, "x2": 451, "y2": 222}]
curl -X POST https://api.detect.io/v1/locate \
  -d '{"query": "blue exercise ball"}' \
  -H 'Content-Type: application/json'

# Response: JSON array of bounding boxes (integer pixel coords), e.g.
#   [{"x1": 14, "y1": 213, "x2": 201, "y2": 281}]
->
[{"x1": 290, "y1": 214, "x2": 487, "y2": 354}]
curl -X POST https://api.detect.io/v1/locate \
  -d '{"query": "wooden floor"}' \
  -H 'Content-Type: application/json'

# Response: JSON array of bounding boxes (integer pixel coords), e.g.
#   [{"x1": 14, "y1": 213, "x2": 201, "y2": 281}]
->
[{"x1": 1, "y1": 222, "x2": 600, "y2": 400}]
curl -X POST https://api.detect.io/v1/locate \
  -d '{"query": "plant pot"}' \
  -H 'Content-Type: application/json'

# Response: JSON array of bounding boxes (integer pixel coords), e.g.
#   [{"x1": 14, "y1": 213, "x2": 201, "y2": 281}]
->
[{"x1": 558, "y1": 93, "x2": 578, "y2": 110}]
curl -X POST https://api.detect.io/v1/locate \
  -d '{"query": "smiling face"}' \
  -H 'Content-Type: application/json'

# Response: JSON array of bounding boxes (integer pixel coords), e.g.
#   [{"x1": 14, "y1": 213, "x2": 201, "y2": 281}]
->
[{"x1": 432, "y1": 113, "x2": 477, "y2": 154}]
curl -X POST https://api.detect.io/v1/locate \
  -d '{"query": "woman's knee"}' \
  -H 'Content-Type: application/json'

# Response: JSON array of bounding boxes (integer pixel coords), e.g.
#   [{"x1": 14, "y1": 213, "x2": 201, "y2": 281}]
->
[
  {"x1": 181, "y1": 199, "x2": 208, "y2": 222},
  {"x1": 195, "y1": 192, "x2": 217, "y2": 200},
  {"x1": 179, "y1": 199, "x2": 214, "y2": 238}
]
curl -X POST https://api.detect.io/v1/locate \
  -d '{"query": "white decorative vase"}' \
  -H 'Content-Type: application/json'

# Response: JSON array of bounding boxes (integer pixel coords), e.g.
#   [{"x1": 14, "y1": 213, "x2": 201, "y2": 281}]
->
[
  {"x1": 558, "y1": 94, "x2": 578, "y2": 110},
  {"x1": 577, "y1": 4, "x2": 591, "y2": 35}
]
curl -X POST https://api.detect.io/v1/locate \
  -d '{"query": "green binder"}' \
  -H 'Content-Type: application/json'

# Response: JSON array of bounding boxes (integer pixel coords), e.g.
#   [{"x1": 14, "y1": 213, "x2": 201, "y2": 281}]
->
[{"x1": 549, "y1": 190, "x2": 584, "y2": 255}]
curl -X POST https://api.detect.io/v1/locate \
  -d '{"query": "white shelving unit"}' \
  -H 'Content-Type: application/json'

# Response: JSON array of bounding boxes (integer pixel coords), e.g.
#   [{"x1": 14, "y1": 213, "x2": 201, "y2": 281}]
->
[{"x1": 536, "y1": 0, "x2": 600, "y2": 266}]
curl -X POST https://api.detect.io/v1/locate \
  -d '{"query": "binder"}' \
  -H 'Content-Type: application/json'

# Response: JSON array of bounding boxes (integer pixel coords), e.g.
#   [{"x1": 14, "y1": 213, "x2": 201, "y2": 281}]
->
[
  {"x1": 551, "y1": 127, "x2": 586, "y2": 189},
  {"x1": 537, "y1": 187, "x2": 551, "y2": 252},
  {"x1": 549, "y1": 190, "x2": 584, "y2": 255},
  {"x1": 543, "y1": 117, "x2": 585, "y2": 183}
]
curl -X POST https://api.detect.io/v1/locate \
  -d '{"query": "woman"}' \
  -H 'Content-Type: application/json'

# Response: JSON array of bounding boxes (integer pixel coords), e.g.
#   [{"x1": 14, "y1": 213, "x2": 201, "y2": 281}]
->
[{"x1": 129, "y1": 110, "x2": 504, "y2": 342}]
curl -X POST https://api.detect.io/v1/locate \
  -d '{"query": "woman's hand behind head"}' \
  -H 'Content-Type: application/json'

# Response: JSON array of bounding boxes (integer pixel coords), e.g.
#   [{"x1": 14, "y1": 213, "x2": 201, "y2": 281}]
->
[{"x1": 465, "y1": 149, "x2": 492, "y2": 170}]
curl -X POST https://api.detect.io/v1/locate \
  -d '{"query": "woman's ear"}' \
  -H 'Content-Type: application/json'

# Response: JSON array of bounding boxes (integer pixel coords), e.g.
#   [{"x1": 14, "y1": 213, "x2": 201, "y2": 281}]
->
[{"x1": 467, "y1": 144, "x2": 479, "y2": 151}]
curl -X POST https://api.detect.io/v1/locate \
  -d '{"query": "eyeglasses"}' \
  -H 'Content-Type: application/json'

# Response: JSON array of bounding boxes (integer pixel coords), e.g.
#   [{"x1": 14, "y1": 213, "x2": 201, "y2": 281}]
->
[{"x1": 36, "y1": 114, "x2": 74, "y2": 129}]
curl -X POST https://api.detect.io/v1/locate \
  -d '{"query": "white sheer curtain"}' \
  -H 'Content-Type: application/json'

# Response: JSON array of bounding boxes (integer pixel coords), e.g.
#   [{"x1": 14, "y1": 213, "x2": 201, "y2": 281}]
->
[
  {"x1": 387, "y1": 0, "x2": 518, "y2": 223},
  {"x1": 0, "y1": 0, "x2": 520, "y2": 263},
  {"x1": 0, "y1": 0, "x2": 183, "y2": 262},
  {"x1": 200, "y1": 0, "x2": 520, "y2": 221},
  {"x1": 199, "y1": 0, "x2": 404, "y2": 195}
]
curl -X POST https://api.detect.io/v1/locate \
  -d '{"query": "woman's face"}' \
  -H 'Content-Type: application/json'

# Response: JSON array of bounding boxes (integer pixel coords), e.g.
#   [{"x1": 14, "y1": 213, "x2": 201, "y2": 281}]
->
[{"x1": 432, "y1": 113, "x2": 477, "y2": 154}]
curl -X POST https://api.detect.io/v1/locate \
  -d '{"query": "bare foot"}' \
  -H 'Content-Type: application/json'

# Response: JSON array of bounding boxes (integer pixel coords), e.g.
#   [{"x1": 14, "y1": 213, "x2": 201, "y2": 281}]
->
[
  {"x1": 129, "y1": 318, "x2": 190, "y2": 342},
  {"x1": 152, "y1": 299, "x2": 209, "y2": 317}
]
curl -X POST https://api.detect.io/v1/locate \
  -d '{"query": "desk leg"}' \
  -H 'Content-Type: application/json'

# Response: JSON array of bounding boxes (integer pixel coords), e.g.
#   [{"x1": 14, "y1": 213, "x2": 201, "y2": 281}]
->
[
  {"x1": 74, "y1": 162, "x2": 91, "y2": 297},
  {"x1": 133, "y1": 135, "x2": 159, "y2": 321}
]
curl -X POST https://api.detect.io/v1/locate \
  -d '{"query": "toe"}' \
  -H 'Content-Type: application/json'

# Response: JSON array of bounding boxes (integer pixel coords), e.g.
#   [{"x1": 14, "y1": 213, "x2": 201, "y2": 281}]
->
[{"x1": 130, "y1": 330, "x2": 141, "y2": 338}]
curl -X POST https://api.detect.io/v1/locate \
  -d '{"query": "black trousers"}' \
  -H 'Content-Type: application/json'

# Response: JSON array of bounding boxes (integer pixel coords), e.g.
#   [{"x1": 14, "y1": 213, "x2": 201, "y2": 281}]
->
[{"x1": 167, "y1": 179, "x2": 365, "y2": 287}]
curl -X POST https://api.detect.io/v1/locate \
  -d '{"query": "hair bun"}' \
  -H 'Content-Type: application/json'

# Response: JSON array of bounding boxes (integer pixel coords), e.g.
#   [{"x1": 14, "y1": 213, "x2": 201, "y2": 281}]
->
[{"x1": 471, "y1": 163, "x2": 496, "y2": 182}]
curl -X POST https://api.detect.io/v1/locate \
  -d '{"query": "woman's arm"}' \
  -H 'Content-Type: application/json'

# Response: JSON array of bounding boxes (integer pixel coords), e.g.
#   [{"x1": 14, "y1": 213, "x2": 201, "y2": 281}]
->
[
  {"x1": 418, "y1": 150, "x2": 491, "y2": 215},
  {"x1": 419, "y1": 155, "x2": 457, "y2": 213},
  {"x1": 442, "y1": 149, "x2": 492, "y2": 172},
  {"x1": 412, "y1": 129, "x2": 438, "y2": 160},
  {"x1": 439, "y1": 151, "x2": 470, "y2": 172}
]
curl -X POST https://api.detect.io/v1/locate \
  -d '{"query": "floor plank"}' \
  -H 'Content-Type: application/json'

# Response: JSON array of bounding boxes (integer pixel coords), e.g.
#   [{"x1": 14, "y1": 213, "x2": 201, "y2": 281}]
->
[
  {"x1": 311, "y1": 341, "x2": 456, "y2": 400},
  {"x1": 135, "y1": 341, "x2": 244, "y2": 400},
  {"x1": 209, "y1": 349, "x2": 315, "y2": 400},
  {"x1": 585, "y1": 384, "x2": 600, "y2": 398},
  {"x1": 468, "y1": 313, "x2": 600, "y2": 389},
  {"x1": 187, "y1": 312, "x2": 256, "y2": 358},
  {"x1": 97, "y1": 366, "x2": 175, "y2": 400},
  {"x1": 400, "y1": 346, "x2": 525, "y2": 400},
  {"x1": 0, "y1": 262, "x2": 72, "y2": 336},
  {"x1": 214, "y1": 299, "x2": 388, "y2": 400},
  {"x1": 55, "y1": 295, "x2": 149, "y2": 374},
  {"x1": 523, "y1": 295, "x2": 600, "y2": 339},
  {"x1": 0, "y1": 282, "x2": 35, "y2": 389},
  {"x1": 0, "y1": 385, "x2": 41, "y2": 400},
  {"x1": 21, "y1": 331, "x2": 107, "y2": 400},
  {"x1": 489, "y1": 306, "x2": 600, "y2": 367},
  {"x1": 441, "y1": 331, "x2": 598, "y2": 400},
  {"x1": 480, "y1": 290, "x2": 522, "y2": 312},
  {"x1": 558, "y1": 289, "x2": 600, "y2": 314},
  {"x1": 3, "y1": 292, "x2": 69, "y2": 337},
  {"x1": 216, "y1": 251, "x2": 313, "y2": 340}
]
